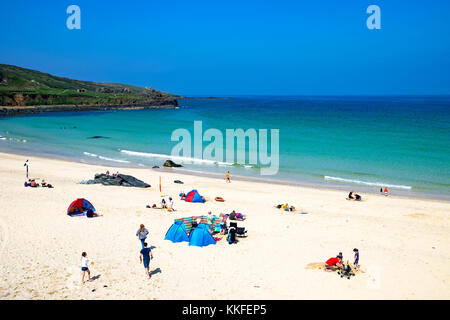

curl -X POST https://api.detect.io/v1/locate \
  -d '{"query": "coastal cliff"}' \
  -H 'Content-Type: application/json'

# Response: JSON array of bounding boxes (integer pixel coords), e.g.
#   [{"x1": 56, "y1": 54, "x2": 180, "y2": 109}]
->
[{"x1": 0, "y1": 64, "x2": 180, "y2": 116}]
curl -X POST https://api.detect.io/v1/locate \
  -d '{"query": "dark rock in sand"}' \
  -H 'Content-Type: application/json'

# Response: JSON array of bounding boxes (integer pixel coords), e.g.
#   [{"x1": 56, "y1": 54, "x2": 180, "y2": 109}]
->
[
  {"x1": 86, "y1": 173, "x2": 150, "y2": 188},
  {"x1": 163, "y1": 160, "x2": 182, "y2": 168}
]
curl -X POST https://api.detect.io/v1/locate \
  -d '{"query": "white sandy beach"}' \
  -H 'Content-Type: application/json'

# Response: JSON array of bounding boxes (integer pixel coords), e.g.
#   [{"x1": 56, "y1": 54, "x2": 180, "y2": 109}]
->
[{"x1": 0, "y1": 151, "x2": 449, "y2": 300}]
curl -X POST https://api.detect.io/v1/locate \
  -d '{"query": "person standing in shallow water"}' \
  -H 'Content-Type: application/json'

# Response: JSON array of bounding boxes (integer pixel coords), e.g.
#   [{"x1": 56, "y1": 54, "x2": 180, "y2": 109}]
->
[
  {"x1": 136, "y1": 224, "x2": 149, "y2": 249},
  {"x1": 139, "y1": 242, "x2": 154, "y2": 279}
]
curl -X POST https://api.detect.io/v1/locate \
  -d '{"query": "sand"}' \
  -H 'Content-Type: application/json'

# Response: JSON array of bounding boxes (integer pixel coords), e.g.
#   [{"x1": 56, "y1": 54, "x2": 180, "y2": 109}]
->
[{"x1": 0, "y1": 151, "x2": 449, "y2": 300}]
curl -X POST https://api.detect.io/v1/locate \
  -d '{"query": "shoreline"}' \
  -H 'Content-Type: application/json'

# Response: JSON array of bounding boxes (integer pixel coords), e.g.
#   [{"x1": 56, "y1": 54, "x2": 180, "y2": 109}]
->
[
  {"x1": 0, "y1": 101, "x2": 178, "y2": 117},
  {"x1": 0, "y1": 149, "x2": 448, "y2": 203}
]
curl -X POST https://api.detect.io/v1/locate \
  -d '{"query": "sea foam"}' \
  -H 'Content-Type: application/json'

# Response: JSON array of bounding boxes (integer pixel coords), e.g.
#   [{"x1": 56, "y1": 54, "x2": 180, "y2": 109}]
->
[
  {"x1": 324, "y1": 175, "x2": 412, "y2": 190},
  {"x1": 120, "y1": 149, "x2": 235, "y2": 166},
  {"x1": 83, "y1": 152, "x2": 130, "y2": 163}
]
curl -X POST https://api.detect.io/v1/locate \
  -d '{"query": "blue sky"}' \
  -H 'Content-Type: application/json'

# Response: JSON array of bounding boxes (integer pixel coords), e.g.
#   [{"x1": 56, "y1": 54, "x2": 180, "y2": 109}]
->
[{"x1": 1, "y1": 0, "x2": 449, "y2": 95}]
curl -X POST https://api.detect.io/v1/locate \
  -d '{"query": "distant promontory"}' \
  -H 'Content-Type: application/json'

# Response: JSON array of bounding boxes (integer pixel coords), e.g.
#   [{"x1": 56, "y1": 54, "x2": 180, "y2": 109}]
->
[{"x1": 0, "y1": 64, "x2": 180, "y2": 116}]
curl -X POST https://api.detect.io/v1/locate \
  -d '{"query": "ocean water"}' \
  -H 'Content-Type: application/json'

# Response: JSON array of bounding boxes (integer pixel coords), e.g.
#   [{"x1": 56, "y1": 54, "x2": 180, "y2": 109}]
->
[{"x1": 1, "y1": 96, "x2": 449, "y2": 200}]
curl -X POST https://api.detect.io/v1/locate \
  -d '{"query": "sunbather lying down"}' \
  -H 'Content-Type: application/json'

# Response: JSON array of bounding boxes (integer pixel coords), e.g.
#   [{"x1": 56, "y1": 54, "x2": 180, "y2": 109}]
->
[{"x1": 275, "y1": 203, "x2": 296, "y2": 212}]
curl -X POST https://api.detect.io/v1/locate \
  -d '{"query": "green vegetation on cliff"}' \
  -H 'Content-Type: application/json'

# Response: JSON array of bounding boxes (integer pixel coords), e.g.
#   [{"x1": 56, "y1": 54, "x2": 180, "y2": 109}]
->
[{"x1": 0, "y1": 64, "x2": 180, "y2": 107}]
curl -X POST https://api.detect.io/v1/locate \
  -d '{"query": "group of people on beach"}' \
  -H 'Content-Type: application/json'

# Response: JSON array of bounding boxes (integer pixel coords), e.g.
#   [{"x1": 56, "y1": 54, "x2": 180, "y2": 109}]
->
[
  {"x1": 24, "y1": 178, "x2": 53, "y2": 188},
  {"x1": 347, "y1": 191, "x2": 362, "y2": 201},
  {"x1": 81, "y1": 224, "x2": 154, "y2": 283},
  {"x1": 160, "y1": 198, "x2": 174, "y2": 211},
  {"x1": 105, "y1": 170, "x2": 120, "y2": 178},
  {"x1": 325, "y1": 249, "x2": 360, "y2": 271},
  {"x1": 276, "y1": 203, "x2": 296, "y2": 212},
  {"x1": 136, "y1": 224, "x2": 154, "y2": 279}
]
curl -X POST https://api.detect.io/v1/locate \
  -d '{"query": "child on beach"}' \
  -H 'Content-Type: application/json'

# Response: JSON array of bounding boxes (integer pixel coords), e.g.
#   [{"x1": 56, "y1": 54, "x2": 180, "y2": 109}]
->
[
  {"x1": 139, "y1": 242, "x2": 154, "y2": 279},
  {"x1": 81, "y1": 252, "x2": 91, "y2": 284},
  {"x1": 167, "y1": 197, "x2": 174, "y2": 212},
  {"x1": 353, "y1": 248, "x2": 359, "y2": 269},
  {"x1": 136, "y1": 224, "x2": 149, "y2": 249}
]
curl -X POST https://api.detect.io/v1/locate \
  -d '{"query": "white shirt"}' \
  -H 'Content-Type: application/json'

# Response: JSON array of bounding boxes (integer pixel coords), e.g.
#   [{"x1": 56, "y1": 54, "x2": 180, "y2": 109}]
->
[
  {"x1": 168, "y1": 199, "x2": 173, "y2": 209},
  {"x1": 81, "y1": 257, "x2": 89, "y2": 268}
]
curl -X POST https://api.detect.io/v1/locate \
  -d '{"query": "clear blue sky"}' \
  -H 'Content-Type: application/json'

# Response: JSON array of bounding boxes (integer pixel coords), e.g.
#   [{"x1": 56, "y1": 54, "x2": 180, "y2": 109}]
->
[{"x1": 1, "y1": 0, "x2": 449, "y2": 95}]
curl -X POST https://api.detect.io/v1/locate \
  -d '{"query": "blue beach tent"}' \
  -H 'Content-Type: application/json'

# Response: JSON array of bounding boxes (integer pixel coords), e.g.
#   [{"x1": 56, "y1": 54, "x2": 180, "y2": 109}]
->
[
  {"x1": 188, "y1": 224, "x2": 216, "y2": 247},
  {"x1": 164, "y1": 221, "x2": 189, "y2": 243}
]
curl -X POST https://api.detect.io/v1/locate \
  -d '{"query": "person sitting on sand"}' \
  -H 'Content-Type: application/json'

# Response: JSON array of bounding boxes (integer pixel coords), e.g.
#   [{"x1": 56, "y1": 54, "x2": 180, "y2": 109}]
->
[
  {"x1": 161, "y1": 199, "x2": 167, "y2": 209},
  {"x1": 167, "y1": 197, "x2": 174, "y2": 212},
  {"x1": 106, "y1": 170, "x2": 110, "y2": 177},
  {"x1": 354, "y1": 193, "x2": 361, "y2": 201},
  {"x1": 30, "y1": 179, "x2": 39, "y2": 187},
  {"x1": 81, "y1": 252, "x2": 92, "y2": 284},
  {"x1": 229, "y1": 210, "x2": 245, "y2": 221},
  {"x1": 348, "y1": 191, "x2": 354, "y2": 200},
  {"x1": 325, "y1": 253, "x2": 344, "y2": 271},
  {"x1": 41, "y1": 179, "x2": 47, "y2": 187},
  {"x1": 86, "y1": 208, "x2": 102, "y2": 218}
]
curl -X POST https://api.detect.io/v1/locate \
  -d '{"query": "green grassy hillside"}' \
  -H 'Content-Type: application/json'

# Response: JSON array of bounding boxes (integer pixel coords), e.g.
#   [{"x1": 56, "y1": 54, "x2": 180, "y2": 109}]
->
[{"x1": 0, "y1": 64, "x2": 180, "y2": 106}]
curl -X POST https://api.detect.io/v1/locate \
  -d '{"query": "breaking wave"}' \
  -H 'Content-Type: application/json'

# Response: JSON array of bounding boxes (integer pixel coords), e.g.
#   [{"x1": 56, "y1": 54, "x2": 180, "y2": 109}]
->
[{"x1": 324, "y1": 175, "x2": 412, "y2": 190}]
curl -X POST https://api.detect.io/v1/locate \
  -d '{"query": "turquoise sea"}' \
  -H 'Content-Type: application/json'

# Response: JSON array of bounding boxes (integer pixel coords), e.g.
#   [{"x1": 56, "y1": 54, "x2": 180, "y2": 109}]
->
[{"x1": 1, "y1": 96, "x2": 449, "y2": 200}]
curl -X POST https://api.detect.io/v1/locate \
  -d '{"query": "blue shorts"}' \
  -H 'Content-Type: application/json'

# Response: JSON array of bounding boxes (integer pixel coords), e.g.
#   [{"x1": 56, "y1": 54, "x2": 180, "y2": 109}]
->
[
  {"x1": 81, "y1": 267, "x2": 88, "y2": 271},
  {"x1": 220, "y1": 224, "x2": 225, "y2": 230},
  {"x1": 143, "y1": 259, "x2": 150, "y2": 268}
]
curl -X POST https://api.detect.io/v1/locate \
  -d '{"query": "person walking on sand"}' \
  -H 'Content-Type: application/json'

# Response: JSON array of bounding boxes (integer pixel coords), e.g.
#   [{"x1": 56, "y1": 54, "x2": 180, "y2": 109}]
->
[
  {"x1": 384, "y1": 187, "x2": 389, "y2": 196},
  {"x1": 139, "y1": 242, "x2": 154, "y2": 279},
  {"x1": 136, "y1": 224, "x2": 149, "y2": 249},
  {"x1": 81, "y1": 252, "x2": 91, "y2": 284},
  {"x1": 226, "y1": 171, "x2": 231, "y2": 183}
]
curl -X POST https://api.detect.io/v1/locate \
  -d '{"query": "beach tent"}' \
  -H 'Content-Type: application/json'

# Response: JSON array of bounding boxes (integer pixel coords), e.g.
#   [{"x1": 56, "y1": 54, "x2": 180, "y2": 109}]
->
[
  {"x1": 164, "y1": 221, "x2": 189, "y2": 243},
  {"x1": 184, "y1": 189, "x2": 204, "y2": 203},
  {"x1": 189, "y1": 224, "x2": 216, "y2": 247},
  {"x1": 67, "y1": 198, "x2": 95, "y2": 215}
]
